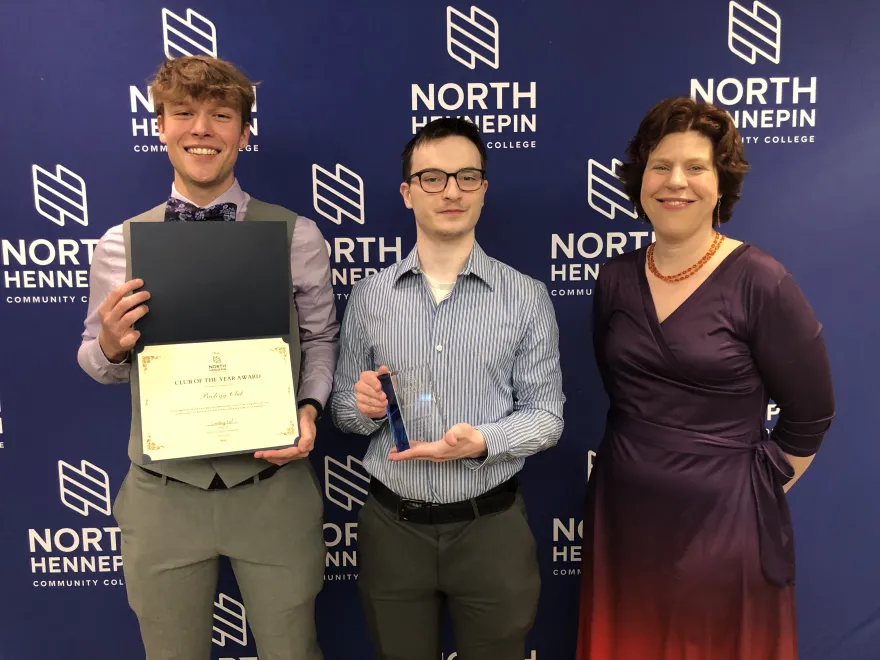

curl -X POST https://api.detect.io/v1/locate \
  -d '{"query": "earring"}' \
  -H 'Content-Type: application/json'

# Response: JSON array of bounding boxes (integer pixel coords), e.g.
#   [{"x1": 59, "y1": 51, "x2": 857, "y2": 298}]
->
[{"x1": 715, "y1": 198, "x2": 722, "y2": 229}]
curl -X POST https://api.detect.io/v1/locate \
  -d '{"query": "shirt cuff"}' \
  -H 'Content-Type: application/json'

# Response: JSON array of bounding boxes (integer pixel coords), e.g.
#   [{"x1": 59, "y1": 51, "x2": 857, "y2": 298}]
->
[
  {"x1": 357, "y1": 410, "x2": 385, "y2": 434},
  {"x1": 84, "y1": 339, "x2": 132, "y2": 383},
  {"x1": 464, "y1": 422, "x2": 508, "y2": 470},
  {"x1": 297, "y1": 398, "x2": 324, "y2": 421}
]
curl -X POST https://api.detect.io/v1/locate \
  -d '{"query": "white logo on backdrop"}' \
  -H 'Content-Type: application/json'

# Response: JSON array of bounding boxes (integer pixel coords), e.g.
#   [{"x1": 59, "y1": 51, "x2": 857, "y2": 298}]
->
[
  {"x1": 728, "y1": 1, "x2": 781, "y2": 64},
  {"x1": 32, "y1": 165, "x2": 88, "y2": 228},
  {"x1": 312, "y1": 164, "x2": 366, "y2": 225},
  {"x1": 446, "y1": 6, "x2": 499, "y2": 70},
  {"x1": 58, "y1": 460, "x2": 111, "y2": 517},
  {"x1": 587, "y1": 159, "x2": 638, "y2": 220},
  {"x1": 325, "y1": 455, "x2": 370, "y2": 511},
  {"x1": 162, "y1": 8, "x2": 218, "y2": 59},
  {"x1": 213, "y1": 593, "x2": 248, "y2": 647}
]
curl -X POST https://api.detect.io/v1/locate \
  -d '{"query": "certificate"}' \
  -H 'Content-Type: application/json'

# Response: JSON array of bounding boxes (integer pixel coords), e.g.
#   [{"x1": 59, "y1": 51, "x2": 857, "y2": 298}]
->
[
  {"x1": 138, "y1": 337, "x2": 299, "y2": 463},
  {"x1": 124, "y1": 219, "x2": 300, "y2": 463}
]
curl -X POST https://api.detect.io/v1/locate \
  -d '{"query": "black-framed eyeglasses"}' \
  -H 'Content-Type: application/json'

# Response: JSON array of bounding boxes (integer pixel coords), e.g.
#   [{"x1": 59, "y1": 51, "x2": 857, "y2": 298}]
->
[{"x1": 406, "y1": 168, "x2": 486, "y2": 193}]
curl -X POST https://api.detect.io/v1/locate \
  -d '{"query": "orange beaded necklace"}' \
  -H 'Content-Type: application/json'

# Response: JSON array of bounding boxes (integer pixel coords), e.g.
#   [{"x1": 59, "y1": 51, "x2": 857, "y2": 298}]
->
[{"x1": 647, "y1": 231, "x2": 725, "y2": 283}]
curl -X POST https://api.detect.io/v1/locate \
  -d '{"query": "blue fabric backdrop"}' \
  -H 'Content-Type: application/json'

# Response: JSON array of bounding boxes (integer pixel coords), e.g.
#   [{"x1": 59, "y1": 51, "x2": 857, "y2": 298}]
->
[{"x1": 1, "y1": 1, "x2": 877, "y2": 658}]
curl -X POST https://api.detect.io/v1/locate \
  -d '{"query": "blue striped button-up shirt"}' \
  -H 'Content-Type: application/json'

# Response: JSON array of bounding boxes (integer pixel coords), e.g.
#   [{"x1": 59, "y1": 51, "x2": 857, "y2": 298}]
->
[{"x1": 330, "y1": 241, "x2": 565, "y2": 503}]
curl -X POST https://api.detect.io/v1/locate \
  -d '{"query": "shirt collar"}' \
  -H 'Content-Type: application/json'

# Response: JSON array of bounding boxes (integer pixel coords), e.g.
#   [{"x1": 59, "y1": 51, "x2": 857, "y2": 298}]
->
[
  {"x1": 393, "y1": 240, "x2": 495, "y2": 291},
  {"x1": 170, "y1": 178, "x2": 249, "y2": 219}
]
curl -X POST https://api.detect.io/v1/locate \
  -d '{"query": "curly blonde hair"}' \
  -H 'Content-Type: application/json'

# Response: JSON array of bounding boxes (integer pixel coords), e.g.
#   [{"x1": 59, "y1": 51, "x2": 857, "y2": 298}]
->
[{"x1": 149, "y1": 55, "x2": 258, "y2": 128}]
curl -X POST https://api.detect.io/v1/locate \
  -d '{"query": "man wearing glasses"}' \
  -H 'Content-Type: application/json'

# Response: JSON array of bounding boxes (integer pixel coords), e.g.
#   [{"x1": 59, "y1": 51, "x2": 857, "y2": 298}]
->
[{"x1": 330, "y1": 117, "x2": 565, "y2": 660}]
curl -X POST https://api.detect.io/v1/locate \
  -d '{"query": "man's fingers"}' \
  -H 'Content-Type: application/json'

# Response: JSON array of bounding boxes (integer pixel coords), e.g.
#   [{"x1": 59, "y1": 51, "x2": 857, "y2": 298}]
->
[
  {"x1": 355, "y1": 369, "x2": 391, "y2": 419},
  {"x1": 101, "y1": 279, "x2": 144, "y2": 316},
  {"x1": 280, "y1": 452, "x2": 310, "y2": 464},
  {"x1": 358, "y1": 371, "x2": 383, "y2": 390},
  {"x1": 118, "y1": 330, "x2": 141, "y2": 351},
  {"x1": 355, "y1": 390, "x2": 386, "y2": 415},
  {"x1": 355, "y1": 370, "x2": 389, "y2": 416},
  {"x1": 107, "y1": 278, "x2": 144, "y2": 305},
  {"x1": 115, "y1": 290, "x2": 151, "y2": 316},
  {"x1": 355, "y1": 381, "x2": 385, "y2": 401},
  {"x1": 256, "y1": 447, "x2": 307, "y2": 462},
  {"x1": 118, "y1": 302, "x2": 150, "y2": 329},
  {"x1": 356, "y1": 393, "x2": 386, "y2": 411},
  {"x1": 355, "y1": 384, "x2": 385, "y2": 409},
  {"x1": 388, "y1": 442, "x2": 444, "y2": 462}
]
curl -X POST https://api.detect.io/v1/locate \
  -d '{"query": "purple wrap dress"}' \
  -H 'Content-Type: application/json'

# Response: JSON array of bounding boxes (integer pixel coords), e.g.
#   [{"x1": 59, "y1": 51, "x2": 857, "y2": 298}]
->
[{"x1": 576, "y1": 243, "x2": 835, "y2": 660}]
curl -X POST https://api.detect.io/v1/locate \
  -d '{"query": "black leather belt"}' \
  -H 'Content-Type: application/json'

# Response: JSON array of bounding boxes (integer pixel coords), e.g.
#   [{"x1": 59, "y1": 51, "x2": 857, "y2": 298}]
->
[
  {"x1": 370, "y1": 477, "x2": 517, "y2": 524},
  {"x1": 137, "y1": 463, "x2": 282, "y2": 490}
]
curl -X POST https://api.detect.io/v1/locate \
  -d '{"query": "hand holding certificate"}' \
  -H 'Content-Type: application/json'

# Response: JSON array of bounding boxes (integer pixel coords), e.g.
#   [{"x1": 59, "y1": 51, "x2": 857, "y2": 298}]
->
[
  {"x1": 125, "y1": 220, "x2": 300, "y2": 463},
  {"x1": 96, "y1": 278, "x2": 151, "y2": 363}
]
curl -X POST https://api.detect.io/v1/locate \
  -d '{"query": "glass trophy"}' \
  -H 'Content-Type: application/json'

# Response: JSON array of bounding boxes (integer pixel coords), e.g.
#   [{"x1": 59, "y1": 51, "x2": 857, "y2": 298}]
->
[{"x1": 378, "y1": 365, "x2": 445, "y2": 452}]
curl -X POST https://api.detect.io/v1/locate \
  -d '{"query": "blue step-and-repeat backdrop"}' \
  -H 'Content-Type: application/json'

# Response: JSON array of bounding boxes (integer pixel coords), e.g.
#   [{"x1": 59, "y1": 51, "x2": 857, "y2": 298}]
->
[{"x1": 1, "y1": 1, "x2": 877, "y2": 658}]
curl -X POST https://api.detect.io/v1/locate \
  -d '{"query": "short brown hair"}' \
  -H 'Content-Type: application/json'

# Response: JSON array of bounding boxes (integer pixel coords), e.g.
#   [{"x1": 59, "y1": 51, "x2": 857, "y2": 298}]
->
[
  {"x1": 618, "y1": 97, "x2": 749, "y2": 224},
  {"x1": 401, "y1": 117, "x2": 488, "y2": 180},
  {"x1": 149, "y1": 55, "x2": 258, "y2": 128}
]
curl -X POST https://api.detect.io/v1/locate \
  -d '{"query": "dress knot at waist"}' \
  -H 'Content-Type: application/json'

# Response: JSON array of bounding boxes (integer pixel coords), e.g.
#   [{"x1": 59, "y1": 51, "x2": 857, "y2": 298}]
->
[{"x1": 607, "y1": 409, "x2": 796, "y2": 587}]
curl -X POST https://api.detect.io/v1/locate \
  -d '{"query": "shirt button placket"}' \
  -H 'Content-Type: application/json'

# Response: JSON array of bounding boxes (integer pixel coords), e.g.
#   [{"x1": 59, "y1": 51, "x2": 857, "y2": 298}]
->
[{"x1": 431, "y1": 300, "x2": 447, "y2": 497}]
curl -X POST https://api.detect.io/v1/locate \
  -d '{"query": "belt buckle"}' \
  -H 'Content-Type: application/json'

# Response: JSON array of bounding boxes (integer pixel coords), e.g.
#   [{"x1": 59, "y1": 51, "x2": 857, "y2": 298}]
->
[{"x1": 398, "y1": 498, "x2": 432, "y2": 523}]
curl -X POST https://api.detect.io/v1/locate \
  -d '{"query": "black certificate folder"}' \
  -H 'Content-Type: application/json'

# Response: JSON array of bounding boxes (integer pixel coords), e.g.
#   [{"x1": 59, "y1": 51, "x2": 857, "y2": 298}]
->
[{"x1": 127, "y1": 221, "x2": 291, "y2": 344}]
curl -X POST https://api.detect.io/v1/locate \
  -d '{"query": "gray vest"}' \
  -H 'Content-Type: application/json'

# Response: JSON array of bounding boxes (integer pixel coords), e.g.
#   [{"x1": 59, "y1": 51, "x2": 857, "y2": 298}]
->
[{"x1": 121, "y1": 199, "x2": 301, "y2": 488}]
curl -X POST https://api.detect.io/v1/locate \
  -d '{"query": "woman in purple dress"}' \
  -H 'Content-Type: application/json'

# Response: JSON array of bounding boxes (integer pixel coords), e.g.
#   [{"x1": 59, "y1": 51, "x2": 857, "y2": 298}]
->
[{"x1": 576, "y1": 97, "x2": 835, "y2": 660}]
